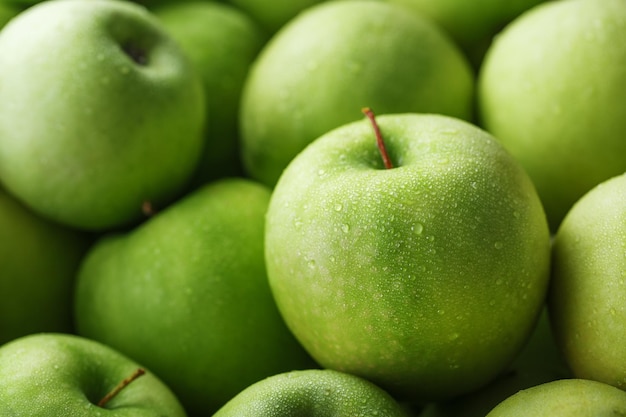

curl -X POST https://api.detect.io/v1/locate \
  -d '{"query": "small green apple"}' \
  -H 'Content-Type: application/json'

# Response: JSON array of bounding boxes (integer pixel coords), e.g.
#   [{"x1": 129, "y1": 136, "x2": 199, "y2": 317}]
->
[
  {"x1": 222, "y1": 0, "x2": 328, "y2": 34},
  {"x1": 265, "y1": 111, "x2": 551, "y2": 404},
  {"x1": 213, "y1": 368, "x2": 409, "y2": 416},
  {"x1": 549, "y1": 172, "x2": 626, "y2": 391},
  {"x1": 0, "y1": 0, "x2": 205, "y2": 231},
  {"x1": 240, "y1": 0, "x2": 474, "y2": 187},
  {"x1": 485, "y1": 378, "x2": 626, "y2": 416},
  {"x1": 0, "y1": 187, "x2": 90, "y2": 345},
  {"x1": 477, "y1": 0, "x2": 626, "y2": 231},
  {"x1": 75, "y1": 178, "x2": 316, "y2": 416},
  {"x1": 0, "y1": 333, "x2": 187, "y2": 416},
  {"x1": 154, "y1": 1, "x2": 268, "y2": 184}
]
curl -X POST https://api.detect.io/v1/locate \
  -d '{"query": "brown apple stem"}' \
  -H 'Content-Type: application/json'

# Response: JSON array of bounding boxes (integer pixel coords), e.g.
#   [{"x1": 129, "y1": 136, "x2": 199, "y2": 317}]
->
[
  {"x1": 362, "y1": 107, "x2": 393, "y2": 169},
  {"x1": 142, "y1": 200, "x2": 155, "y2": 217},
  {"x1": 98, "y1": 368, "x2": 146, "y2": 408}
]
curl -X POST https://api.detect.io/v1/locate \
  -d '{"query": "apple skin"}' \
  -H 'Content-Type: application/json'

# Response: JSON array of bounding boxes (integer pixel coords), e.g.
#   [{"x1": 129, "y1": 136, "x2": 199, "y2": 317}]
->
[
  {"x1": 240, "y1": 0, "x2": 474, "y2": 187},
  {"x1": 154, "y1": 1, "x2": 268, "y2": 185},
  {"x1": 74, "y1": 178, "x2": 317, "y2": 416},
  {"x1": 0, "y1": 0, "x2": 205, "y2": 231},
  {"x1": 214, "y1": 369, "x2": 409, "y2": 416},
  {"x1": 485, "y1": 378, "x2": 626, "y2": 416},
  {"x1": 477, "y1": 0, "x2": 626, "y2": 231},
  {"x1": 0, "y1": 333, "x2": 188, "y2": 416},
  {"x1": 265, "y1": 113, "x2": 551, "y2": 404},
  {"x1": 549, "y1": 173, "x2": 626, "y2": 391},
  {"x1": 0, "y1": 187, "x2": 90, "y2": 345},
  {"x1": 418, "y1": 307, "x2": 571, "y2": 417}
]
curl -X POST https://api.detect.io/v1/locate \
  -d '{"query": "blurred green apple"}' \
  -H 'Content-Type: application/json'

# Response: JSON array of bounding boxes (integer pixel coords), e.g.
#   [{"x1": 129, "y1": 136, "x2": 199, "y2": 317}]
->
[
  {"x1": 214, "y1": 369, "x2": 409, "y2": 416},
  {"x1": 240, "y1": 0, "x2": 474, "y2": 187},
  {"x1": 75, "y1": 178, "x2": 316, "y2": 416},
  {"x1": 550, "y1": 172, "x2": 626, "y2": 391},
  {"x1": 386, "y1": 0, "x2": 547, "y2": 68},
  {"x1": 0, "y1": 0, "x2": 205, "y2": 231},
  {"x1": 154, "y1": 1, "x2": 268, "y2": 185},
  {"x1": 0, "y1": 187, "x2": 89, "y2": 345},
  {"x1": 485, "y1": 378, "x2": 626, "y2": 416},
  {"x1": 478, "y1": 0, "x2": 626, "y2": 231},
  {"x1": 0, "y1": 333, "x2": 187, "y2": 416},
  {"x1": 223, "y1": 0, "x2": 328, "y2": 34},
  {"x1": 265, "y1": 112, "x2": 551, "y2": 404}
]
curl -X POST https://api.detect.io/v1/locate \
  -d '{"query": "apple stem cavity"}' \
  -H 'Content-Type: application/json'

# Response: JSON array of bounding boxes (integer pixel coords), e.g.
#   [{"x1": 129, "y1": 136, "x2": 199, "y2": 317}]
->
[
  {"x1": 98, "y1": 368, "x2": 146, "y2": 408},
  {"x1": 362, "y1": 107, "x2": 393, "y2": 169},
  {"x1": 122, "y1": 42, "x2": 148, "y2": 66}
]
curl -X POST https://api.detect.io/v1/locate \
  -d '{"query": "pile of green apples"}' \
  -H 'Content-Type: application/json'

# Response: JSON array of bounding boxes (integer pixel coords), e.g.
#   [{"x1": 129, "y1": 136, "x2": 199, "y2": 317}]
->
[{"x1": 1, "y1": 0, "x2": 625, "y2": 415}]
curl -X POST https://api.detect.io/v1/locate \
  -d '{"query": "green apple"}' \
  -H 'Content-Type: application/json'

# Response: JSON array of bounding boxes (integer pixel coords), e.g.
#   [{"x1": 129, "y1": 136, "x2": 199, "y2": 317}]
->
[
  {"x1": 549, "y1": 173, "x2": 626, "y2": 391},
  {"x1": 477, "y1": 0, "x2": 626, "y2": 231},
  {"x1": 214, "y1": 369, "x2": 409, "y2": 416},
  {"x1": 419, "y1": 307, "x2": 571, "y2": 417},
  {"x1": 240, "y1": 0, "x2": 475, "y2": 187},
  {"x1": 0, "y1": 187, "x2": 90, "y2": 345},
  {"x1": 0, "y1": 0, "x2": 205, "y2": 231},
  {"x1": 154, "y1": 1, "x2": 268, "y2": 185},
  {"x1": 74, "y1": 178, "x2": 316, "y2": 416},
  {"x1": 265, "y1": 112, "x2": 551, "y2": 404},
  {"x1": 485, "y1": 378, "x2": 626, "y2": 416},
  {"x1": 386, "y1": 0, "x2": 547, "y2": 68},
  {"x1": 0, "y1": 333, "x2": 187, "y2": 416},
  {"x1": 223, "y1": 0, "x2": 328, "y2": 34}
]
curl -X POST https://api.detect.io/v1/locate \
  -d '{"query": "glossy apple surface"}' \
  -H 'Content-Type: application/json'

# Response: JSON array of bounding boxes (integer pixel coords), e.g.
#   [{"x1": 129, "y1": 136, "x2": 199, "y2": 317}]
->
[
  {"x1": 0, "y1": 0, "x2": 205, "y2": 231},
  {"x1": 265, "y1": 113, "x2": 551, "y2": 404},
  {"x1": 214, "y1": 369, "x2": 409, "y2": 416}
]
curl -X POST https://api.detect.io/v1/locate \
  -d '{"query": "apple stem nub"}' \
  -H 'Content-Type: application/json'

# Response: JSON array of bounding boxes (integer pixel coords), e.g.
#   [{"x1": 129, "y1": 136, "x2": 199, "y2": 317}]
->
[
  {"x1": 362, "y1": 107, "x2": 393, "y2": 169},
  {"x1": 97, "y1": 368, "x2": 146, "y2": 408}
]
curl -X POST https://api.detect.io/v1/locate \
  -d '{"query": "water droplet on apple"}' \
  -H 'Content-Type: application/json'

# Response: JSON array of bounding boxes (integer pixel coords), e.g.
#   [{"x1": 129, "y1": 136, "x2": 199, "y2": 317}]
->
[
  {"x1": 412, "y1": 222, "x2": 424, "y2": 235},
  {"x1": 470, "y1": 181, "x2": 478, "y2": 189},
  {"x1": 334, "y1": 203, "x2": 343, "y2": 211},
  {"x1": 448, "y1": 332, "x2": 460, "y2": 341},
  {"x1": 437, "y1": 309, "x2": 445, "y2": 315},
  {"x1": 494, "y1": 241, "x2": 503, "y2": 249},
  {"x1": 341, "y1": 224, "x2": 350, "y2": 233},
  {"x1": 495, "y1": 278, "x2": 503, "y2": 285},
  {"x1": 512, "y1": 210, "x2": 520, "y2": 219},
  {"x1": 307, "y1": 259, "x2": 316, "y2": 269},
  {"x1": 317, "y1": 169, "x2": 326, "y2": 176}
]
